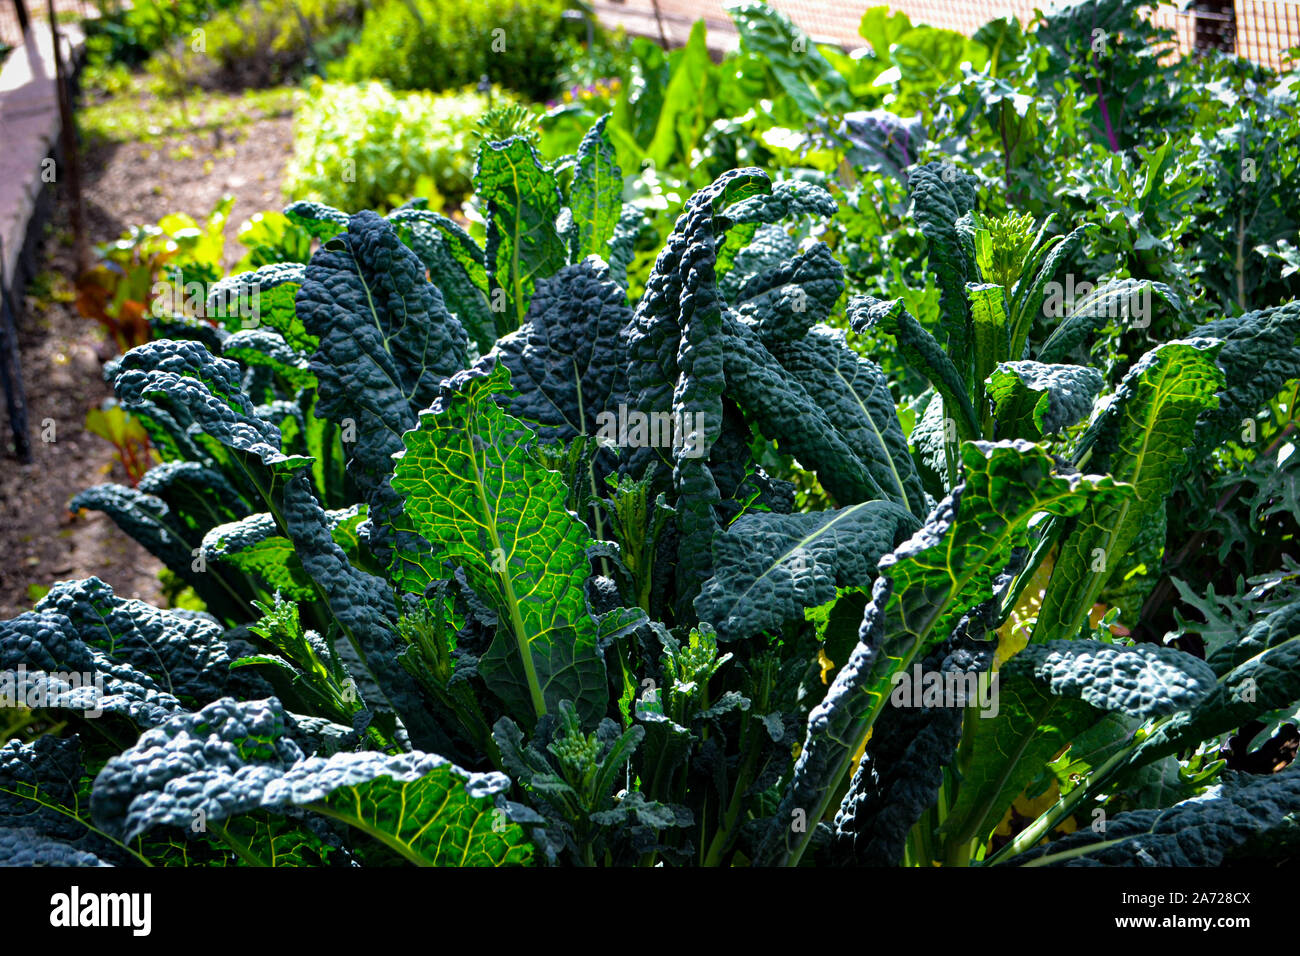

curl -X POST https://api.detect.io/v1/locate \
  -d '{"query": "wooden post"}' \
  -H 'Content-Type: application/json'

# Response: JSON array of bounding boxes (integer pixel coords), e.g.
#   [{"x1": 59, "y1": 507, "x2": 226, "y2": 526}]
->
[
  {"x1": 12, "y1": 0, "x2": 30, "y2": 35},
  {"x1": 46, "y1": 0, "x2": 88, "y2": 274},
  {"x1": 0, "y1": 238, "x2": 32, "y2": 463}
]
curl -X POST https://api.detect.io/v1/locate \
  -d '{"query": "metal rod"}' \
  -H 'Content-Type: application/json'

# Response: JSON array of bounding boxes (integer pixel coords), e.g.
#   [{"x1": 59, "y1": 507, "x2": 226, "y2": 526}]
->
[{"x1": 0, "y1": 236, "x2": 32, "y2": 463}]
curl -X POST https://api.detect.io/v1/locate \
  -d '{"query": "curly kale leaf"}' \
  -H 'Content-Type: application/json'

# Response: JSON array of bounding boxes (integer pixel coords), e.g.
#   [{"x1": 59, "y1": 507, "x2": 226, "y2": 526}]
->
[
  {"x1": 761, "y1": 441, "x2": 1129, "y2": 866},
  {"x1": 988, "y1": 360, "x2": 1105, "y2": 440},
  {"x1": 695, "y1": 500, "x2": 918, "y2": 642},
  {"x1": 490, "y1": 257, "x2": 631, "y2": 443},
  {"x1": 91, "y1": 697, "x2": 532, "y2": 866}
]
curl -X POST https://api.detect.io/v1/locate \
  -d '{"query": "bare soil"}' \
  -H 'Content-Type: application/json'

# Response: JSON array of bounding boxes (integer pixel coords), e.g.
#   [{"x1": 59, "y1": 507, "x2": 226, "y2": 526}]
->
[{"x1": 0, "y1": 108, "x2": 293, "y2": 619}]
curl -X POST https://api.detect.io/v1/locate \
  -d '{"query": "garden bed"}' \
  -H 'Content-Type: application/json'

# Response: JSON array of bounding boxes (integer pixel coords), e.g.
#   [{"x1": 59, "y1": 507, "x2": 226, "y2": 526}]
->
[{"x1": 0, "y1": 86, "x2": 293, "y2": 617}]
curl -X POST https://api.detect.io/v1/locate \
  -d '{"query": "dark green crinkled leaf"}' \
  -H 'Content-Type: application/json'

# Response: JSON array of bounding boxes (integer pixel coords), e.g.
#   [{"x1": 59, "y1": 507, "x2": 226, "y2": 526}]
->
[
  {"x1": 1007, "y1": 764, "x2": 1300, "y2": 866},
  {"x1": 770, "y1": 326, "x2": 927, "y2": 515},
  {"x1": 723, "y1": 318, "x2": 893, "y2": 506},
  {"x1": 223, "y1": 329, "x2": 316, "y2": 390},
  {"x1": 849, "y1": 295, "x2": 980, "y2": 441},
  {"x1": 761, "y1": 440, "x2": 1129, "y2": 866},
  {"x1": 1135, "y1": 600, "x2": 1300, "y2": 765},
  {"x1": 91, "y1": 697, "x2": 532, "y2": 866},
  {"x1": 284, "y1": 200, "x2": 350, "y2": 240},
  {"x1": 0, "y1": 828, "x2": 112, "y2": 867},
  {"x1": 34, "y1": 577, "x2": 236, "y2": 705},
  {"x1": 625, "y1": 168, "x2": 769, "y2": 613},
  {"x1": 833, "y1": 641, "x2": 982, "y2": 866},
  {"x1": 387, "y1": 207, "x2": 494, "y2": 355},
  {"x1": 719, "y1": 223, "x2": 797, "y2": 299},
  {"x1": 490, "y1": 257, "x2": 631, "y2": 443},
  {"x1": 731, "y1": 243, "x2": 844, "y2": 343},
  {"x1": 206, "y1": 262, "x2": 313, "y2": 350},
  {"x1": 907, "y1": 162, "x2": 977, "y2": 374},
  {"x1": 112, "y1": 339, "x2": 309, "y2": 476},
  {"x1": 941, "y1": 641, "x2": 1217, "y2": 848},
  {"x1": 988, "y1": 360, "x2": 1104, "y2": 440},
  {"x1": 696, "y1": 500, "x2": 918, "y2": 642},
  {"x1": 0, "y1": 601, "x2": 184, "y2": 728},
  {"x1": 1188, "y1": 299, "x2": 1300, "y2": 452},
  {"x1": 296, "y1": 209, "x2": 468, "y2": 500}
]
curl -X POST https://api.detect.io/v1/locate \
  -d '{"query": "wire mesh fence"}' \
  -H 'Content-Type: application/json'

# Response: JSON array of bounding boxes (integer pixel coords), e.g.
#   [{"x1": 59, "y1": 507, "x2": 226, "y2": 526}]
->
[{"x1": 598, "y1": 0, "x2": 1300, "y2": 70}]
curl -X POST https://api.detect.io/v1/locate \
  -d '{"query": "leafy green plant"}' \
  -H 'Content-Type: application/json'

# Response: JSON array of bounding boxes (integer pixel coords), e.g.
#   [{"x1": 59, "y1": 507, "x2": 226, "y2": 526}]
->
[
  {"x1": 7, "y1": 102, "x2": 1300, "y2": 868},
  {"x1": 146, "y1": 0, "x2": 364, "y2": 92},
  {"x1": 333, "y1": 0, "x2": 581, "y2": 100},
  {"x1": 285, "y1": 80, "x2": 511, "y2": 214}
]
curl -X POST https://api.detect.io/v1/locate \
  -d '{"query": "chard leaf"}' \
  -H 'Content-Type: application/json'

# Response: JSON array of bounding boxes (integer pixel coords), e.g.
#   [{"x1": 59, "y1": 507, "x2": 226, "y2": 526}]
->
[
  {"x1": 476, "y1": 137, "x2": 568, "y2": 334},
  {"x1": 761, "y1": 440, "x2": 1129, "y2": 866},
  {"x1": 695, "y1": 500, "x2": 919, "y2": 642},
  {"x1": 391, "y1": 362, "x2": 608, "y2": 725},
  {"x1": 988, "y1": 360, "x2": 1104, "y2": 440},
  {"x1": 91, "y1": 697, "x2": 532, "y2": 866},
  {"x1": 571, "y1": 114, "x2": 623, "y2": 264},
  {"x1": 1034, "y1": 340, "x2": 1223, "y2": 643}
]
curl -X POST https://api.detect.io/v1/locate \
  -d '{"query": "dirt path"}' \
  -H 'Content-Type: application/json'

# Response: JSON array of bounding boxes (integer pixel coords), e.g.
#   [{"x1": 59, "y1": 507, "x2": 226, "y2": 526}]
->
[{"x1": 0, "y1": 109, "x2": 293, "y2": 619}]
